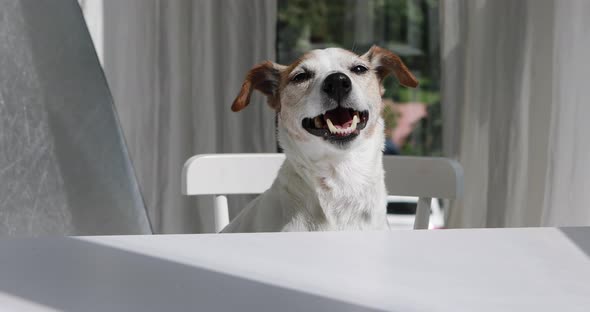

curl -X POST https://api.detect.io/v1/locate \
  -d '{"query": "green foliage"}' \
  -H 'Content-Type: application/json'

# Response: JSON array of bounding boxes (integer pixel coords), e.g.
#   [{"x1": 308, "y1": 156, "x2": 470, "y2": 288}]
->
[{"x1": 398, "y1": 89, "x2": 440, "y2": 105}]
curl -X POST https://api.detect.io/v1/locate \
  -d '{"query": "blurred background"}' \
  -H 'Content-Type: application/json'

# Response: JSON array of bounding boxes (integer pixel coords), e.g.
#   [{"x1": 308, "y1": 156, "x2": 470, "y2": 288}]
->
[{"x1": 0, "y1": 0, "x2": 589, "y2": 235}]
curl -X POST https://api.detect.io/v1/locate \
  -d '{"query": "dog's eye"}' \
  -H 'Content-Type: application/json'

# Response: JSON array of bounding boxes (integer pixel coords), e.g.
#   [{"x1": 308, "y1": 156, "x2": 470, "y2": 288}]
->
[
  {"x1": 291, "y1": 72, "x2": 312, "y2": 83},
  {"x1": 351, "y1": 65, "x2": 368, "y2": 74}
]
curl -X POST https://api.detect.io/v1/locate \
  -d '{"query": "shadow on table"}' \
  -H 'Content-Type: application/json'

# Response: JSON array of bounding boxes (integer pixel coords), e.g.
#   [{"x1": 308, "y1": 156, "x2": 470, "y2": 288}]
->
[
  {"x1": 0, "y1": 237, "x2": 382, "y2": 312},
  {"x1": 559, "y1": 227, "x2": 590, "y2": 258}
]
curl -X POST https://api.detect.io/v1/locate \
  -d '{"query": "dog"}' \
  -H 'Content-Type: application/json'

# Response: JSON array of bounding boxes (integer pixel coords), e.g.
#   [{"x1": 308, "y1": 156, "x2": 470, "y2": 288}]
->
[{"x1": 222, "y1": 46, "x2": 418, "y2": 233}]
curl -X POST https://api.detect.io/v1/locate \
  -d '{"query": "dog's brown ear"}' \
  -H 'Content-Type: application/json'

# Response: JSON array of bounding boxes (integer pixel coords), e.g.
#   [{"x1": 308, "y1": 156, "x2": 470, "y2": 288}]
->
[
  {"x1": 231, "y1": 61, "x2": 285, "y2": 112},
  {"x1": 362, "y1": 45, "x2": 418, "y2": 88}
]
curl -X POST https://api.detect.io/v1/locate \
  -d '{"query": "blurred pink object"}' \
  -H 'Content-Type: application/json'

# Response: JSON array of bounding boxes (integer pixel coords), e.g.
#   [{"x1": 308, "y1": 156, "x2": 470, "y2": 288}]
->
[{"x1": 383, "y1": 99, "x2": 428, "y2": 147}]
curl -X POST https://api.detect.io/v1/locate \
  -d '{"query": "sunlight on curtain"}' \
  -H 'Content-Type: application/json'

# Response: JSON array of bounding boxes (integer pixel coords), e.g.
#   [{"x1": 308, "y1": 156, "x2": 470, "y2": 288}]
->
[
  {"x1": 442, "y1": 0, "x2": 590, "y2": 228},
  {"x1": 103, "y1": 0, "x2": 277, "y2": 233}
]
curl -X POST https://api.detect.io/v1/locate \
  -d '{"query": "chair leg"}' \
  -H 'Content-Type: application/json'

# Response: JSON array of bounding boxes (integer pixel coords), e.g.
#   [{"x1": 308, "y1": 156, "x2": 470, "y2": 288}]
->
[
  {"x1": 414, "y1": 197, "x2": 431, "y2": 230},
  {"x1": 214, "y1": 195, "x2": 230, "y2": 233}
]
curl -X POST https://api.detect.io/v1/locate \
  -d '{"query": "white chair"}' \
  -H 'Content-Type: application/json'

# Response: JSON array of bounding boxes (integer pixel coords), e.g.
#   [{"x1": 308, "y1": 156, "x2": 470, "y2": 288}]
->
[
  {"x1": 386, "y1": 195, "x2": 445, "y2": 230},
  {"x1": 182, "y1": 154, "x2": 463, "y2": 232}
]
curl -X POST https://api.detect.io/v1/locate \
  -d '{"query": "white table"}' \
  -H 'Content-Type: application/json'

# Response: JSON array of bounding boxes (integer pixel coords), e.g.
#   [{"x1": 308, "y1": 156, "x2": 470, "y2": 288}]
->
[{"x1": 0, "y1": 228, "x2": 588, "y2": 311}]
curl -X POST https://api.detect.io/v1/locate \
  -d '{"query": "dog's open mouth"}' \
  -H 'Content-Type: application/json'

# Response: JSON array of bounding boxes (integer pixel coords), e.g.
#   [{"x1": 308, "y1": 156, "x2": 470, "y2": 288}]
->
[{"x1": 302, "y1": 107, "x2": 369, "y2": 142}]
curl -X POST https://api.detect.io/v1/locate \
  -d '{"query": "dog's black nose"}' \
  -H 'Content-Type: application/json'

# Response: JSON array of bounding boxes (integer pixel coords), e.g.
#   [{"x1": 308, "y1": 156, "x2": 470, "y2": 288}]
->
[{"x1": 322, "y1": 72, "x2": 351, "y2": 102}]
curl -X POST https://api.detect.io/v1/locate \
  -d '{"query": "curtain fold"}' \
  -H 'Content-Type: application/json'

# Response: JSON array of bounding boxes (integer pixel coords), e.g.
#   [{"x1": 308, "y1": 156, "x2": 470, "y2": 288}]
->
[
  {"x1": 542, "y1": 1, "x2": 590, "y2": 226},
  {"x1": 442, "y1": 0, "x2": 590, "y2": 228},
  {"x1": 104, "y1": 0, "x2": 277, "y2": 233}
]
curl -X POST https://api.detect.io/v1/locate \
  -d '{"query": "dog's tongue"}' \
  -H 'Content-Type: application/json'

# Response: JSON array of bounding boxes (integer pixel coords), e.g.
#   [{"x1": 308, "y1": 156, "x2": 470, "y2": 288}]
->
[{"x1": 323, "y1": 107, "x2": 353, "y2": 128}]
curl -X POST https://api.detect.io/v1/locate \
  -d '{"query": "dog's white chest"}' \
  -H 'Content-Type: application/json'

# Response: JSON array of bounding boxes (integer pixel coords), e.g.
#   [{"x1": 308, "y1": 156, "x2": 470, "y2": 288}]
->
[{"x1": 276, "y1": 158, "x2": 388, "y2": 232}]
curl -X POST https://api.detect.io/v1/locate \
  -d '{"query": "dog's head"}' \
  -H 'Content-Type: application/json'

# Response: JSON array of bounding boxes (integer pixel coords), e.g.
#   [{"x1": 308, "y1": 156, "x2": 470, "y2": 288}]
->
[{"x1": 232, "y1": 46, "x2": 417, "y2": 156}]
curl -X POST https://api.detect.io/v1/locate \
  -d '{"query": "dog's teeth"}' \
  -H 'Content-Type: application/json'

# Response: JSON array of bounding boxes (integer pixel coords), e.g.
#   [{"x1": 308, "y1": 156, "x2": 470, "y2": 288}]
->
[
  {"x1": 314, "y1": 116, "x2": 323, "y2": 128},
  {"x1": 326, "y1": 115, "x2": 360, "y2": 135},
  {"x1": 350, "y1": 115, "x2": 359, "y2": 131},
  {"x1": 326, "y1": 118, "x2": 338, "y2": 134}
]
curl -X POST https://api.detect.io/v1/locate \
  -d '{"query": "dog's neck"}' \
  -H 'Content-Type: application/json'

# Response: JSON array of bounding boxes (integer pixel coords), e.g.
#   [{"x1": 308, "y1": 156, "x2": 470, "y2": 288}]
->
[{"x1": 276, "y1": 121, "x2": 387, "y2": 229}]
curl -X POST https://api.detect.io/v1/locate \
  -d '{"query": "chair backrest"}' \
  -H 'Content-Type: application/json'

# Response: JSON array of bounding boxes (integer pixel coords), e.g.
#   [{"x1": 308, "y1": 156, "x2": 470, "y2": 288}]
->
[
  {"x1": 382, "y1": 156, "x2": 463, "y2": 199},
  {"x1": 182, "y1": 153, "x2": 463, "y2": 232},
  {"x1": 182, "y1": 154, "x2": 286, "y2": 195}
]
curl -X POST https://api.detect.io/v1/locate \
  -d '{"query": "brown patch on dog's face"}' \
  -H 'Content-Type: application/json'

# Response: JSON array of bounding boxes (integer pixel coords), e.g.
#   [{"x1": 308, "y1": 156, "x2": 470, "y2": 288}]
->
[{"x1": 280, "y1": 54, "x2": 312, "y2": 86}]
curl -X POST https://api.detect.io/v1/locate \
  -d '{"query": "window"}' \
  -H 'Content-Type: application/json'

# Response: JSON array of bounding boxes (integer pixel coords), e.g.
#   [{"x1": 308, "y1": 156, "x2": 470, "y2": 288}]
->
[{"x1": 277, "y1": 0, "x2": 441, "y2": 156}]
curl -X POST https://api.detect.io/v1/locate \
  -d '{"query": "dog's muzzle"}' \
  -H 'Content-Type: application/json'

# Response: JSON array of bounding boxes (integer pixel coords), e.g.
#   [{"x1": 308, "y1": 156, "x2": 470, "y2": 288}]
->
[
  {"x1": 301, "y1": 72, "x2": 369, "y2": 144},
  {"x1": 301, "y1": 107, "x2": 369, "y2": 143}
]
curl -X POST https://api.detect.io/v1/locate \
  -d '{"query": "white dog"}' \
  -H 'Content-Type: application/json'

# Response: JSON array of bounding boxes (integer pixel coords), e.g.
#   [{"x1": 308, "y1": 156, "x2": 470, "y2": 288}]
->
[{"x1": 222, "y1": 46, "x2": 418, "y2": 233}]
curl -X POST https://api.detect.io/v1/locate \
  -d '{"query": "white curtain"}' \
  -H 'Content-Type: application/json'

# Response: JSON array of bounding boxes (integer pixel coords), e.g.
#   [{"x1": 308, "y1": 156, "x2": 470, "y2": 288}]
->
[
  {"x1": 442, "y1": 0, "x2": 590, "y2": 228},
  {"x1": 102, "y1": 0, "x2": 277, "y2": 233},
  {"x1": 543, "y1": 1, "x2": 590, "y2": 226}
]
